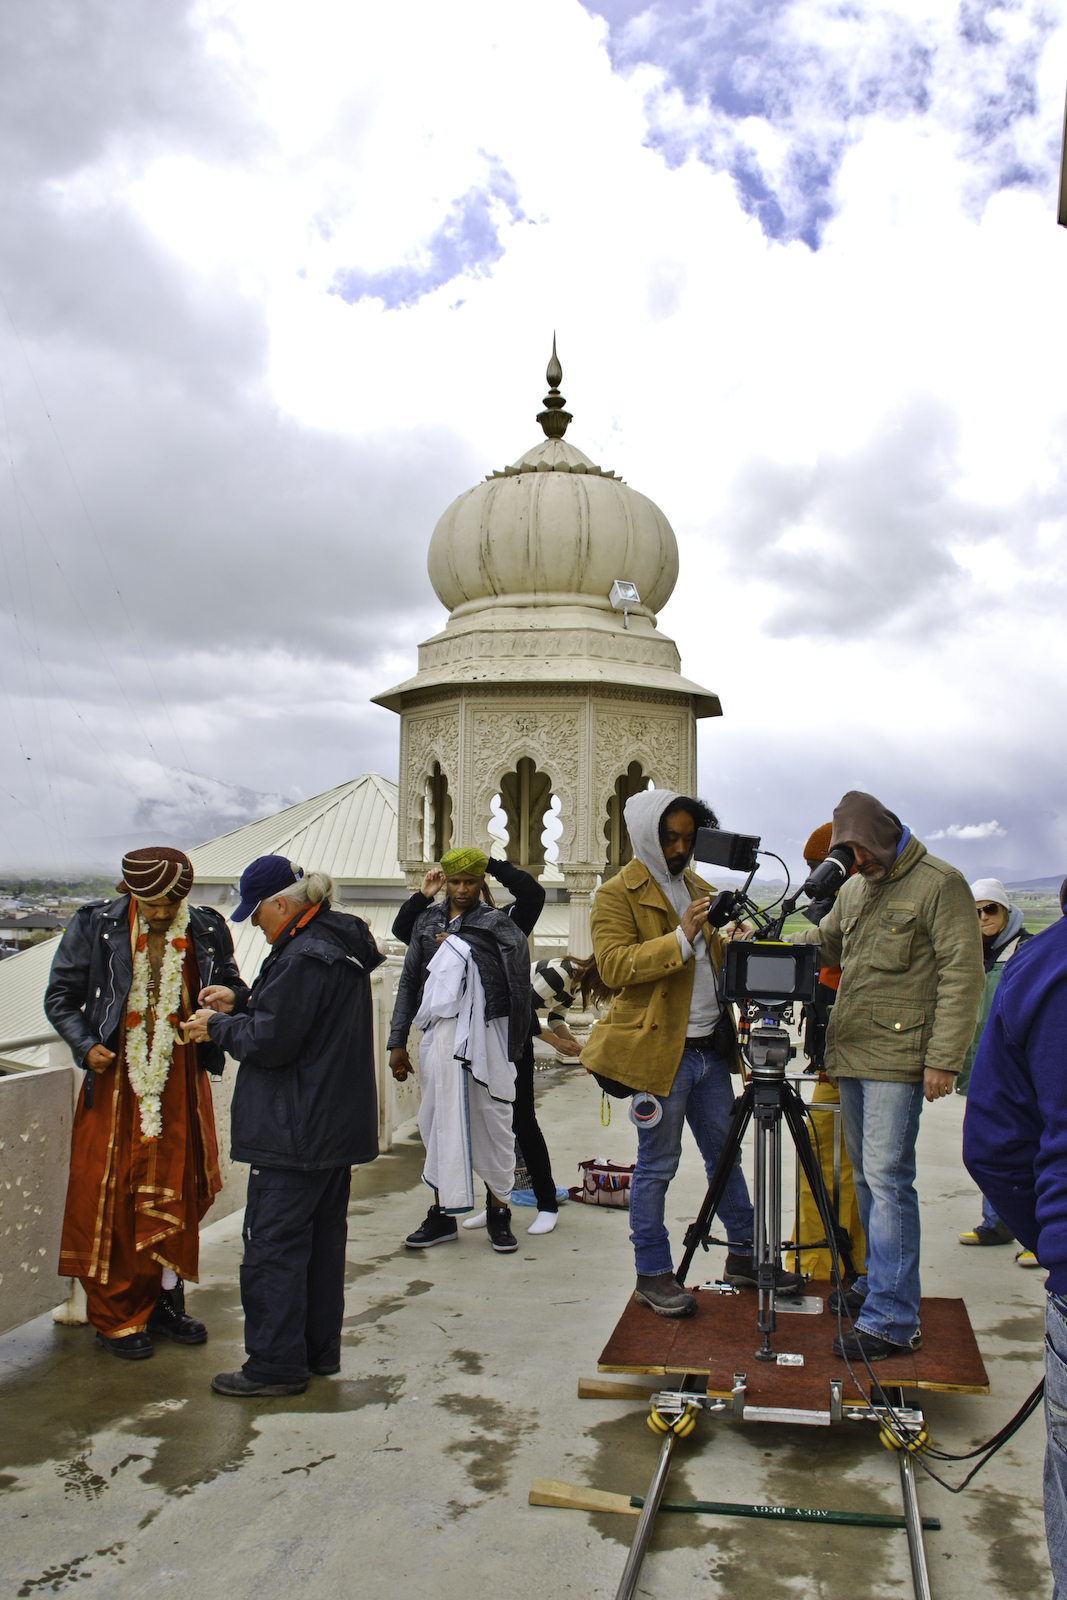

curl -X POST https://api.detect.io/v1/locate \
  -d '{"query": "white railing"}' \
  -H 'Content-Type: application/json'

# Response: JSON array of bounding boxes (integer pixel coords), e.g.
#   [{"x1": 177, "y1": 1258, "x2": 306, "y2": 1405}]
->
[{"x1": 0, "y1": 953, "x2": 419, "y2": 1339}]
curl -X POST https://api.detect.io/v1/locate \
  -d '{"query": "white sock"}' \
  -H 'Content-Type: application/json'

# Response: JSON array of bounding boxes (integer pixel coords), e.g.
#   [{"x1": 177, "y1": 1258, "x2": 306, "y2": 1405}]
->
[
  {"x1": 161, "y1": 1267, "x2": 179, "y2": 1290},
  {"x1": 527, "y1": 1211, "x2": 558, "y2": 1235},
  {"x1": 462, "y1": 1211, "x2": 487, "y2": 1230}
]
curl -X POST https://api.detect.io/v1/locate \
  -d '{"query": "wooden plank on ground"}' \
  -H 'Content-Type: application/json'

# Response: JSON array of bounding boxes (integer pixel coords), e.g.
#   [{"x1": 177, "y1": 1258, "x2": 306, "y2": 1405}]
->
[{"x1": 529, "y1": 1478, "x2": 639, "y2": 1515}]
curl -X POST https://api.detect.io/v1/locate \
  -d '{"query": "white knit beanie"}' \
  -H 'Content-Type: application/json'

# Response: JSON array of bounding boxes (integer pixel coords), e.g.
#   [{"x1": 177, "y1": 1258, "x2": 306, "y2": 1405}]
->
[{"x1": 970, "y1": 878, "x2": 1011, "y2": 910}]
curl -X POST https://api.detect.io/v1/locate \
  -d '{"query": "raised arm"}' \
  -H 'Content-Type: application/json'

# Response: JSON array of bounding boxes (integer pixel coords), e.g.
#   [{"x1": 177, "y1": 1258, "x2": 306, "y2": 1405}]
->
[
  {"x1": 486, "y1": 858, "x2": 546, "y2": 937},
  {"x1": 590, "y1": 887, "x2": 684, "y2": 990}
]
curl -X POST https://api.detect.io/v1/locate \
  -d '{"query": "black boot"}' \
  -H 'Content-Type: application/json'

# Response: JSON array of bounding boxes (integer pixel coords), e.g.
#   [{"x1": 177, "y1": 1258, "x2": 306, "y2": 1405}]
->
[
  {"x1": 147, "y1": 1280, "x2": 208, "y2": 1344},
  {"x1": 827, "y1": 1285, "x2": 868, "y2": 1316},
  {"x1": 634, "y1": 1272, "x2": 697, "y2": 1318},
  {"x1": 405, "y1": 1204, "x2": 458, "y2": 1248},
  {"x1": 486, "y1": 1204, "x2": 518, "y2": 1253},
  {"x1": 723, "y1": 1253, "x2": 804, "y2": 1295},
  {"x1": 95, "y1": 1329, "x2": 154, "y2": 1360}
]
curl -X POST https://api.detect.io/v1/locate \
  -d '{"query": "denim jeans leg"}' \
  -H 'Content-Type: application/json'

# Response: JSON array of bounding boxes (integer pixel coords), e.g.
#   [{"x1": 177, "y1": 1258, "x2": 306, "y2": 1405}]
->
[
  {"x1": 837, "y1": 1078, "x2": 871, "y2": 1297},
  {"x1": 838, "y1": 1076, "x2": 924, "y2": 1344},
  {"x1": 981, "y1": 1193, "x2": 1001, "y2": 1230},
  {"x1": 1045, "y1": 1293, "x2": 1067, "y2": 1599},
  {"x1": 629, "y1": 1053, "x2": 699, "y2": 1276},
  {"x1": 683, "y1": 1051, "x2": 753, "y2": 1250}
]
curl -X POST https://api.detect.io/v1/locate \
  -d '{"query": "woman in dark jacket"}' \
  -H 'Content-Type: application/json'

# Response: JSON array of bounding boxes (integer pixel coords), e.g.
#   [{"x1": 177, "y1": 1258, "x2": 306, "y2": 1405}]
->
[
  {"x1": 183, "y1": 856, "x2": 383, "y2": 1399},
  {"x1": 957, "y1": 878, "x2": 1031, "y2": 1249}
]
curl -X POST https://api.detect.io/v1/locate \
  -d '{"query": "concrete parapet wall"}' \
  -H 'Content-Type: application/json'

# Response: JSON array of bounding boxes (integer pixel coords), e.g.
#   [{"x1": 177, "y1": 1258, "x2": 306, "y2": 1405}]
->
[{"x1": 0, "y1": 1065, "x2": 76, "y2": 1338}]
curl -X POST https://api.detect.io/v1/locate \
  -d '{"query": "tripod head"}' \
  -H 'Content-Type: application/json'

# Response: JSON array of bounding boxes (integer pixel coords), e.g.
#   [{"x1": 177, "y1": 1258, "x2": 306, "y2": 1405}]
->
[{"x1": 744, "y1": 1001, "x2": 795, "y2": 1076}]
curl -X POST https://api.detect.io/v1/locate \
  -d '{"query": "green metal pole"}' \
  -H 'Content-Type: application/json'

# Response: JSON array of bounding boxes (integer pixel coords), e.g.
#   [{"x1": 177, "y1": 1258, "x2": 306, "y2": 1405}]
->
[{"x1": 631, "y1": 1496, "x2": 939, "y2": 1532}]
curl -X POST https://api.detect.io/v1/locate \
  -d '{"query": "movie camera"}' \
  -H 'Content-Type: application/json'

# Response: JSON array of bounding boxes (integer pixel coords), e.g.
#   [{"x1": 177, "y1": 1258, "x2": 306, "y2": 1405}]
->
[{"x1": 677, "y1": 829, "x2": 859, "y2": 1363}]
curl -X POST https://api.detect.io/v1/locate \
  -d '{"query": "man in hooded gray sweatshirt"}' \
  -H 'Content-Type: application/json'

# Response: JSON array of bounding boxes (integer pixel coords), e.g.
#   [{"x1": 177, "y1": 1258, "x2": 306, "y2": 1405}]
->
[{"x1": 585, "y1": 789, "x2": 801, "y2": 1317}]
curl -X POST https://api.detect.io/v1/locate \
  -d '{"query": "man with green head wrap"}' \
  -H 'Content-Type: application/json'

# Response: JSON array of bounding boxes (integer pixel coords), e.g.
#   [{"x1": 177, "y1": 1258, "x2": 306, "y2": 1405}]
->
[{"x1": 389, "y1": 849, "x2": 532, "y2": 1255}]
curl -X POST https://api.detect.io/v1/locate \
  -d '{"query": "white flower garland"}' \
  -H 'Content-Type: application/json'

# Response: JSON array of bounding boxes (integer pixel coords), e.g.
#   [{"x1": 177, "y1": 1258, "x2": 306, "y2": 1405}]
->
[{"x1": 125, "y1": 900, "x2": 191, "y2": 1141}]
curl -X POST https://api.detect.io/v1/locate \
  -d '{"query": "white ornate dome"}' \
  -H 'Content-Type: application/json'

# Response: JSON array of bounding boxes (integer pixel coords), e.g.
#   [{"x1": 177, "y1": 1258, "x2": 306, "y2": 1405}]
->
[{"x1": 427, "y1": 353, "x2": 679, "y2": 622}]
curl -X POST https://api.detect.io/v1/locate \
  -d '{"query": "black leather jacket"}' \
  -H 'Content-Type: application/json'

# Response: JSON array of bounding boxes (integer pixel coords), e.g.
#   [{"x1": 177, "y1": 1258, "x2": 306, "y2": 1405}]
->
[
  {"x1": 387, "y1": 899, "x2": 531, "y2": 1061},
  {"x1": 44, "y1": 896, "x2": 247, "y2": 1076}
]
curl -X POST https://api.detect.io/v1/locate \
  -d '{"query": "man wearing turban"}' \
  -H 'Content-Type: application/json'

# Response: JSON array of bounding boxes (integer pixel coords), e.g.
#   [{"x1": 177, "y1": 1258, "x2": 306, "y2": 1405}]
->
[
  {"x1": 388, "y1": 847, "x2": 532, "y2": 1253},
  {"x1": 45, "y1": 847, "x2": 248, "y2": 1360}
]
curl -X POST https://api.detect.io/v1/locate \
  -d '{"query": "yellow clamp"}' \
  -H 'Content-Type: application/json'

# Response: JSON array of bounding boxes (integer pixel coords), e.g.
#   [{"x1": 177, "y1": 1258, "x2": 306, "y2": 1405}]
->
[
  {"x1": 879, "y1": 1423, "x2": 929, "y2": 1454},
  {"x1": 648, "y1": 1403, "x2": 699, "y2": 1438}
]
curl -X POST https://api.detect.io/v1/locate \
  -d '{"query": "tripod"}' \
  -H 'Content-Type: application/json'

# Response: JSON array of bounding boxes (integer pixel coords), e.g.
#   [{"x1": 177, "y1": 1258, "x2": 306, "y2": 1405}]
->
[{"x1": 676, "y1": 1003, "x2": 856, "y2": 1362}]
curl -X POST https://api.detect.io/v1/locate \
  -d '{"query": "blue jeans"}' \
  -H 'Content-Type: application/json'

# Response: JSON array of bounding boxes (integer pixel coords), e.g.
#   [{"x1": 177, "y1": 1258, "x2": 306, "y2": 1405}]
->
[
  {"x1": 1046, "y1": 1294, "x2": 1067, "y2": 1598},
  {"x1": 837, "y1": 1076, "x2": 924, "y2": 1346},
  {"x1": 981, "y1": 1193, "x2": 1002, "y2": 1229},
  {"x1": 629, "y1": 1047, "x2": 754, "y2": 1277}
]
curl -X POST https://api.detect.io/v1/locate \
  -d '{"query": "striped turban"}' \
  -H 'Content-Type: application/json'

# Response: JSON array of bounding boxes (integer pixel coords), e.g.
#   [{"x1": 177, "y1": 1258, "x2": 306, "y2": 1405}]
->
[
  {"x1": 439, "y1": 847, "x2": 489, "y2": 878},
  {"x1": 118, "y1": 846, "x2": 194, "y2": 903}
]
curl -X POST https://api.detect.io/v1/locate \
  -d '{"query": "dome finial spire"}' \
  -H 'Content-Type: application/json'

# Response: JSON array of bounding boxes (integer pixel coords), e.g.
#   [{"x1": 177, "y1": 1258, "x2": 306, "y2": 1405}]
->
[{"x1": 537, "y1": 333, "x2": 572, "y2": 439}]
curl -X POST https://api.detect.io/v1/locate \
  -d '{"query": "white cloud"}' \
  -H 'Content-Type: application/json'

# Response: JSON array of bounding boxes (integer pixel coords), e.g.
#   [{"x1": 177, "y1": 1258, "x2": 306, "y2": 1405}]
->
[
  {"x1": 0, "y1": 0, "x2": 1066, "y2": 885},
  {"x1": 928, "y1": 821, "x2": 1008, "y2": 840}
]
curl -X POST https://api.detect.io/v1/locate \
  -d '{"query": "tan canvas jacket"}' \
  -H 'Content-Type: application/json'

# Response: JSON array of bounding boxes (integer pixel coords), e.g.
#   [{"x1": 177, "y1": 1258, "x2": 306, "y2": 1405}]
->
[
  {"x1": 581, "y1": 856, "x2": 737, "y2": 1095},
  {"x1": 792, "y1": 836, "x2": 984, "y2": 1082}
]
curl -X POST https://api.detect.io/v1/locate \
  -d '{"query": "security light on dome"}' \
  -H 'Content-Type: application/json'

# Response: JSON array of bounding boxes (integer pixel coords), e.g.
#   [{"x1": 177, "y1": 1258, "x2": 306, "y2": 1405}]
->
[{"x1": 609, "y1": 579, "x2": 640, "y2": 629}]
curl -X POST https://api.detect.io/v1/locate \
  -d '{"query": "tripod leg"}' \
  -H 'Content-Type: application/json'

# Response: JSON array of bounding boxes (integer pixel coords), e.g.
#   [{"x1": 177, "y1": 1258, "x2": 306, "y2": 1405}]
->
[
  {"x1": 782, "y1": 1087, "x2": 856, "y2": 1285},
  {"x1": 675, "y1": 1085, "x2": 754, "y2": 1286}
]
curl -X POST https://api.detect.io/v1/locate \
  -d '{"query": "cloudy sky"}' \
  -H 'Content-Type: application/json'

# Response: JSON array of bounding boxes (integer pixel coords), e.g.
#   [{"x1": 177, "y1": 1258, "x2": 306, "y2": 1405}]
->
[{"x1": 1, "y1": 0, "x2": 1066, "y2": 883}]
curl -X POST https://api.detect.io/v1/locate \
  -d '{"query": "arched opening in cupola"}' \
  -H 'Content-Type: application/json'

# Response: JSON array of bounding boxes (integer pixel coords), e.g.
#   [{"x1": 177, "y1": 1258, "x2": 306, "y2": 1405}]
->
[{"x1": 603, "y1": 760, "x2": 651, "y2": 877}]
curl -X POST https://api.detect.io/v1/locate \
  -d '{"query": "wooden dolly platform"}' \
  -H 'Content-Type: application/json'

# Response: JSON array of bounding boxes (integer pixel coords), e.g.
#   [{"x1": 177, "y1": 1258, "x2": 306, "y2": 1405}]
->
[
  {"x1": 531, "y1": 1284, "x2": 991, "y2": 1600},
  {"x1": 598, "y1": 1282, "x2": 988, "y2": 1421}
]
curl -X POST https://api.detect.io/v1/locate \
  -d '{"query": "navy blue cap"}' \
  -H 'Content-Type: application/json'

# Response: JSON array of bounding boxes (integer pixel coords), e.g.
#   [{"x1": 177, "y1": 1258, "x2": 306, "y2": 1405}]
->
[{"x1": 232, "y1": 855, "x2": 303, "y2": 922}]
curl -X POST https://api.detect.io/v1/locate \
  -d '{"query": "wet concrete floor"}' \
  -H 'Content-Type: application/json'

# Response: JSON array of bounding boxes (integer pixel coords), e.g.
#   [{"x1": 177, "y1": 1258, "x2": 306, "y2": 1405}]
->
[{"x1": 0, "y1": 1067, "x2": 1051, "y2": 1598}]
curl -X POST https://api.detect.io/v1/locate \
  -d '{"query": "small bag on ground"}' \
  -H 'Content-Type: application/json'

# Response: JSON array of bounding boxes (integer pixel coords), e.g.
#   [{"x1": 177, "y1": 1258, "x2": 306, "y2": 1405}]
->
[{"x1": 569, "y1": 1157, "x2": 635, "y2": 1209}]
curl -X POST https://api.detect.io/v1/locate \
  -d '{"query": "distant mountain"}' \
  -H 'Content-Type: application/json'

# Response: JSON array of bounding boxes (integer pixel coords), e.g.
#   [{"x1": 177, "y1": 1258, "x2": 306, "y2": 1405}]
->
[{"x1": 1005, "y1": 875, "x2": 1066, "y2": 892}]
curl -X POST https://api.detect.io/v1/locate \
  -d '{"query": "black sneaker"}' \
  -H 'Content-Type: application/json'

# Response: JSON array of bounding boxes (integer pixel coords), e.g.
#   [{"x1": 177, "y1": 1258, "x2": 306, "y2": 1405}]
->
[
  {"x1": 147, "y1": 1281, "x2": 208, "y2": 1345},
  {"x1": 486, "y1": 1205, "x2": 518, "y2": 1253},
  {"x1": 211, "y1": 1369, "x2": 307, "y2": 1397},
  {"x1": 723, "y1": 1254, "x2": 804, "y2": 1296},
  {"x1": 405, "y1": 1205, "x2": 458, "y2": 1248},
  {"x1": 634, "y1": 1272, "x2": 697, "y2": 1318},
  {"x1": 827, "y1": 1286, "x2": 868, "y2": 1317},
  {"x1": 959, "y1": 1220, "x2": 1015, "y2": 1246},
  {"x1": 832, "y1": 1327, "x2": 923, "y2": 1362},
  {"x1": 95, "y1": 1330, "x2": 154, "y2": 1361}
]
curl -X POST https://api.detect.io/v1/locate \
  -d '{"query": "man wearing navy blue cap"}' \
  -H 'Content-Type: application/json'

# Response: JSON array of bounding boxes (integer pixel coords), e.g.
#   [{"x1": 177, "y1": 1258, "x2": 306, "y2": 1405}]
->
[{"x1": 183, "y1": 854, "x2": 383, "y2": 1397}]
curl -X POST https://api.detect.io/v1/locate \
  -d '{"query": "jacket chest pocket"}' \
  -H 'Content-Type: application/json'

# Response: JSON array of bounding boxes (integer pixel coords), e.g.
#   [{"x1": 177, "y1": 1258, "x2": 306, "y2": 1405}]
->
[{"x1": 870, "y1": 908, "x2": 916, "y2": 973}]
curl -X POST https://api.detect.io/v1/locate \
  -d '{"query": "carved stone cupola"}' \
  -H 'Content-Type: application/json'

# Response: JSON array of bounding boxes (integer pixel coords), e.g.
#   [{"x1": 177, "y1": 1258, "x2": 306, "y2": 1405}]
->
[{"x1": 372, "y1": 342, "x2": 721, "y2": 955}]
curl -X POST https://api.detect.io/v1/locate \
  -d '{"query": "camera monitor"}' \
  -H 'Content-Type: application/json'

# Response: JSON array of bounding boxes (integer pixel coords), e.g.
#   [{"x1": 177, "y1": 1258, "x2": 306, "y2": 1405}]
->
[
  {"x1": 694, "y1": 827, "x2": 761, "y2": 874},
  {"x1": 723, "y1": 941, "x2": 819, "y2": 1005}
]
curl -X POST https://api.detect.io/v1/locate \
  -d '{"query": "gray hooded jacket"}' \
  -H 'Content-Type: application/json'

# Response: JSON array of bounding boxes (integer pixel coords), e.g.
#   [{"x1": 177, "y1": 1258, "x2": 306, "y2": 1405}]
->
[{"x1": 622, "y1": 788, "x2": 721, "y2": 1036}]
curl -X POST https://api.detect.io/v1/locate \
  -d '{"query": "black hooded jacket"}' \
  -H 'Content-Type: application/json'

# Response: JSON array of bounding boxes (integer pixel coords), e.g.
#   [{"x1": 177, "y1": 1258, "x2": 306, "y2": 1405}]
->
[
  {"x1": 44, "y1": 896, "x2": 247, "y2": 1077},
  {"x1": 208, "y1": 905, "x2": 385, "y2": 1169}
]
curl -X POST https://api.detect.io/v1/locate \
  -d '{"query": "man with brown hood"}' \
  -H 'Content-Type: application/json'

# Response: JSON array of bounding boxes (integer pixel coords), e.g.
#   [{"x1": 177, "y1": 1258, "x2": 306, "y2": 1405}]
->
[{"x1": 793, "y1": 792, "x2": 983, "y2": 1360}]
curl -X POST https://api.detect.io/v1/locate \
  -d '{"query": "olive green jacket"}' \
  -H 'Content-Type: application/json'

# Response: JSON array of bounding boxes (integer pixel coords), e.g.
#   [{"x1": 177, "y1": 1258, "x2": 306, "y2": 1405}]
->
[
  {"x1": 792, "y1": 836, "x2": 984, "y2": 1082},
  {"x1": 581, "y1": 858, "x2": 739, "y2": 1095}
]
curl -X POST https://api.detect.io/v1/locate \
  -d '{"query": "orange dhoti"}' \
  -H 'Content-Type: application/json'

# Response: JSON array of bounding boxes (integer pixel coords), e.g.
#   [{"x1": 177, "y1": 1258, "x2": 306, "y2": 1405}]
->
[{"x1": 59, "y1": 943, "x2": 222, "y2": 1337}]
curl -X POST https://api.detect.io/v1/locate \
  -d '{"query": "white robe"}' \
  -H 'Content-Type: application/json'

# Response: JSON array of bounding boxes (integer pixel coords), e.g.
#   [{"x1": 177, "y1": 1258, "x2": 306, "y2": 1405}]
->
[{"x1": 413, "y1": 934, "x2": 516, "y2": 1212}]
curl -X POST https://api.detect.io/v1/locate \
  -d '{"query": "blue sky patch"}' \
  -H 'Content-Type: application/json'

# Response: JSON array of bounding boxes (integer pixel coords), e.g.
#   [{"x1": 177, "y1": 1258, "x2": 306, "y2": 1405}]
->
[
  {"x1": 331, "y1": 156, "x2": 526, "y2": 310},
  {"x1": 582, "y1": 0, "x2": 1057, "y2": 248}
]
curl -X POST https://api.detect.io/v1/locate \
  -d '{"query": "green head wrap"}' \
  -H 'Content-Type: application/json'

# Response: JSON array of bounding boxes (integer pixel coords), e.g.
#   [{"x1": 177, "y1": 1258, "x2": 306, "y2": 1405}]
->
[{"x1": 440, "y1": 847, "x2": 489, "y2": 878}]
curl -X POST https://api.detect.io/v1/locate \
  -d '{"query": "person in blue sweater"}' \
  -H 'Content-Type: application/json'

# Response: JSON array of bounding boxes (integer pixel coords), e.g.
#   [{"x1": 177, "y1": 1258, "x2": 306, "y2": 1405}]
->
[{"x1": 963, "y1": 880, "x2": 1067, "y2": 1594}]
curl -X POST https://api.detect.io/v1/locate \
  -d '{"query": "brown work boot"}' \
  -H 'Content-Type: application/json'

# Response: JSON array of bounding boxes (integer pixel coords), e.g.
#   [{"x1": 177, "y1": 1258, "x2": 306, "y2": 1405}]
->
[{"x1": 634, "y1": 1272, "x2": 697, "y2": 1318}]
